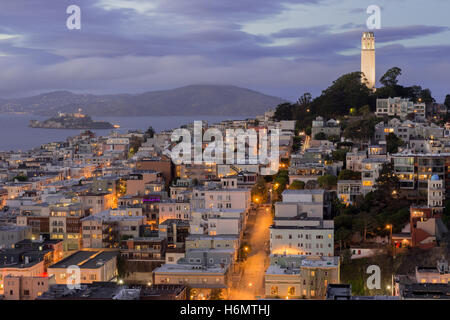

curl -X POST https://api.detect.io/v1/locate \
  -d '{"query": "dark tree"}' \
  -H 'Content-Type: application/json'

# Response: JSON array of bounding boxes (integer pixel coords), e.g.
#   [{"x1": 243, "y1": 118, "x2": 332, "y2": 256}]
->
[
  {"x1": 379, "y1": 67, "x2": 402, "y2": 88},
  {"x1": 145, "y1": 126, "x2": 155, "y2": 138},
  {"x1": 445, "y1": 95, "x2": 450, "y2": 109},
  {"x1": 288, "y1": 180, "x2": 305, "y2": 190},
  {"x1": 386, "y1": 133, "x2": 405, "y2": 154}
]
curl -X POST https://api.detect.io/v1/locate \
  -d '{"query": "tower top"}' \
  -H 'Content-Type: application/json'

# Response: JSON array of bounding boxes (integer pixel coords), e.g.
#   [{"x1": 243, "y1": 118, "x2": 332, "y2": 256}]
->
[{"x1": 362, "y1": 32, "x2": 374, "y2": 39}]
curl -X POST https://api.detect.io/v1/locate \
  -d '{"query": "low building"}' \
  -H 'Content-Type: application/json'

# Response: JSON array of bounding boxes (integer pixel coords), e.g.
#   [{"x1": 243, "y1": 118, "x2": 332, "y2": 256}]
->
[
  {"x1": 47, "y1": 250, "x2": 119, "y2": 285},
  {"x1": 0, "y1": 225, "x2": 32, "y2": 249},
  {"x1": 265, "y1": 254, "x2": 340, "y2": 299},
  {"x1": 337, "y1": 180, "x2": 362, "y2": 205}
]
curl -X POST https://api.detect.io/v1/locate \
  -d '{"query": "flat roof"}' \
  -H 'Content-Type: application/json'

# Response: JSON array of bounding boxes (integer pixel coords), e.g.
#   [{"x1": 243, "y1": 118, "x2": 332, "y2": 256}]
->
[{"x1": 49, "y1": 250, "x2": 119, "y2": 269}]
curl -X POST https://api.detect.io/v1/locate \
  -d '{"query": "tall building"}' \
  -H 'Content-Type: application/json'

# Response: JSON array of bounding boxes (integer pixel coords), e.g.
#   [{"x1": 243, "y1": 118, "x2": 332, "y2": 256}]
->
[{"x1": 361, "y1": 32, "x2": 376, "y2": 89}]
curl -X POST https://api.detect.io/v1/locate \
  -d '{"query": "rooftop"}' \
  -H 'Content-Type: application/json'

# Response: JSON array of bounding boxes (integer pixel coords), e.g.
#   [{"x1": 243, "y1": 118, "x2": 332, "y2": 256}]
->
[{"x1": 48, "y1": 250, "x2": 119, "y2": 269}]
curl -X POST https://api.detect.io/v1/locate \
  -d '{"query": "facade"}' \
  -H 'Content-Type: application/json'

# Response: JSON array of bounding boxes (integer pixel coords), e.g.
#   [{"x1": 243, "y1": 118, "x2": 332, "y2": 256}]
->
[
  {"x1": 337, "y1": 180, "x2": 362, "y2": 205},
  {"x1": 204, "y1": 188, "x2": 251, "y2": 212},
  {"x1": 376, "y1": 97, "x2": 426, "y2": 119},
  {"x1": 265, "y1": 255, "x2": 340, "y2": 299},
  {"x1": 311, "y1": 117, "x2": 341, "y2": 139},
  {"x1": 361, "y1": 158, "x2": 388, "y2": 194},
  {"x1": 0, "y1": 225, "x2": 32, "y2": 249},
  {"x1": 47, "y1": 250, "x2": 119, "y2": 285},
  {"x1": 81, "y1": 211, "x2": 145, "y2": 248},
  {"x1": 269, "y1": 190, "x2": 334, "y2": 257},
  {"x1": 2, "y1": 274, "x2": 51, "y2": 300},
  {"x1": 392, "y1": 153, "x2": 449, "y2": 198}
]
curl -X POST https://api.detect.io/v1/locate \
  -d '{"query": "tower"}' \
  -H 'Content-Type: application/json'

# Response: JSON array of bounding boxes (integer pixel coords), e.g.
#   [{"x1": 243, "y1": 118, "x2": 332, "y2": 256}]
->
[
  {"x1": 428, "y1": 174, "x2": 444, "y2": 209},
  {"x1": 361, "y1": 32, "x2": 376, "y2": 90}
]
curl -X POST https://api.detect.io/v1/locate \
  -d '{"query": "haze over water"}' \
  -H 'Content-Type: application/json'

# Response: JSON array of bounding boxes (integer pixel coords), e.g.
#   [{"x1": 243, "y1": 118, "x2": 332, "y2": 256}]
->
[{"x1": 0, "y1": 114, "x2": 246, "y2": 151}]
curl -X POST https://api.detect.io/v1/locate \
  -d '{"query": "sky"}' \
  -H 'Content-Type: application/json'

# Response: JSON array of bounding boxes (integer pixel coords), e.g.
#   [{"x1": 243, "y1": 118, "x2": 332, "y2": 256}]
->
[{"x1": 0, "y1": 0, "x2": 449, "y2": 102}]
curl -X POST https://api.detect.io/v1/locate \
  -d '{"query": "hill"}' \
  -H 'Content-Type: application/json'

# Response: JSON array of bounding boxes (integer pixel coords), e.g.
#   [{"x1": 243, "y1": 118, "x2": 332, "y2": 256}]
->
[{"x1": 0, "y1": 85, "x2": 286, "y2": 117}]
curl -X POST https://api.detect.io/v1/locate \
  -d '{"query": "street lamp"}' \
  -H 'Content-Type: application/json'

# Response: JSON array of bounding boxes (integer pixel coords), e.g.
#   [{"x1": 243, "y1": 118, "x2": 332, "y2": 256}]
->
[{"x1": 386, "y1": 224, "x2": 392, "y2": 244}]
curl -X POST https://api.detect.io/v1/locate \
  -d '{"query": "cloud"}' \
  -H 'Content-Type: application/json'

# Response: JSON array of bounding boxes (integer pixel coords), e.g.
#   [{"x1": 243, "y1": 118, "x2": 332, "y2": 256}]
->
[{"x1": 0, "y1": 0, "x2": 449, "y2": 103}]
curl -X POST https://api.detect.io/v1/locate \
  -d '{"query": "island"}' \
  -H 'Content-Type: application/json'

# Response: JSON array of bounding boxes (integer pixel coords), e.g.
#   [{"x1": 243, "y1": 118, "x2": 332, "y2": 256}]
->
[{"x1": 29, "y1": 110, "x2": 116, "y2": 129}]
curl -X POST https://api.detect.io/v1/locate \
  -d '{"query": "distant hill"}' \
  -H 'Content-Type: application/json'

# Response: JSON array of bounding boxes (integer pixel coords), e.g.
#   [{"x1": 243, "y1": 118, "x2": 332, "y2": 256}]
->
[{"x1": 0, "y1": 85, "x2": 286, "y2": 117}]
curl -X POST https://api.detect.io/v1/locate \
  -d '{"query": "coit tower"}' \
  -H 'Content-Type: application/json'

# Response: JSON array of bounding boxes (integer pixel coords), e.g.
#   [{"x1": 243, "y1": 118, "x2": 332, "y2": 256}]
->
[{"x1": 361, "y1": 32, "x2": 375, "y2": 89}]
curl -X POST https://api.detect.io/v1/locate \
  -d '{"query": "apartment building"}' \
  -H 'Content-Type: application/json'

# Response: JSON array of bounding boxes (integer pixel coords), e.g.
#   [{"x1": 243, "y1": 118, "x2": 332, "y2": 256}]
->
[
  {"x1": 204, "y1": 188, "x2": 251, "y2": 212},
  {"x1": 81, "y1": 211, "x2": 146, "y2": 248},
  {"x1": 376, "y1": 97, "x2": 426, "y2": 119},
  {"x1": 265, "y1": 254, "x2": 340, "y2": 299},
  {"x1": 270, "y1": 190, "x2": 334, "y2": 257},
  {"x1": 47, "y1": 250, "x2": 119, "y2": 285},
  {"x1": 337, "y1": 180, "x2": 362, "y2": 205}
]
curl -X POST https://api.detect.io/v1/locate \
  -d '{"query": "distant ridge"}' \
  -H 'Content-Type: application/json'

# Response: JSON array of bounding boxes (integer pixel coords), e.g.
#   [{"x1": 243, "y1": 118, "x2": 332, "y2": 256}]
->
[{"x1": 0, "y1": 85, "x2": 287, "y2": 117}]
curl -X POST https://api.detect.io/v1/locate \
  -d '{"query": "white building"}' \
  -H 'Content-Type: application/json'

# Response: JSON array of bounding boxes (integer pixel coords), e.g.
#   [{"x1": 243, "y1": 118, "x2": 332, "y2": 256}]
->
[{"x1": 270, "y1": 190, "x2": 334, "y2": 257}]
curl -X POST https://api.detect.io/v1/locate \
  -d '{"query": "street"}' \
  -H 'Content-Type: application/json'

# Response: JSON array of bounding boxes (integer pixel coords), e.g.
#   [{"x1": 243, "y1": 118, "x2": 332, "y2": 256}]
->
[{"x1": 229, "y1": 205, "x2": 273, "y2": 300}]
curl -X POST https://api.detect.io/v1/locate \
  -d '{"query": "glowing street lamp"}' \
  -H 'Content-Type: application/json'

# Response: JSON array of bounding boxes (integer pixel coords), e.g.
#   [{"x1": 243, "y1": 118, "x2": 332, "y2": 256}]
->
[{"x1": 386, "y1": 224, "x2": 393, "y2": 246}]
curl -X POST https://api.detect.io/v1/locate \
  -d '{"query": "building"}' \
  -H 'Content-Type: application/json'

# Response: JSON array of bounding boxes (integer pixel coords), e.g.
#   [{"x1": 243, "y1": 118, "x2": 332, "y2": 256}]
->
[
  {"x1": 375, "y1": 97, "x2": 426, "y2": 119},
  {"x1": 392, "y1": 153, "x2": 450, "y2": 198},
  {"x1": 428, "y1": 174, "x2": 445, "y2": 208},
  {"x1": 269, "y1": 190, "x2": 334, "y2": 257},
  {"x1": 409, "y1": 204, "x2": 448, "y2": 249},
  {"x1": 265, "y1": 254, "x2": 340, "y2": 299},
  {"x1": 152, "y1": 259, "x2": 230, "y2": 299},
  {"x1": 47, "y1": 250, "x2": 119, "y2": 285},
  {"x1": 0, "y1": 225, "x2": 32, "y2": 249},
  {"x1": 136, "y1": 156, "x2": 173, "y2": 186},
  {"x1": 361, "y1": 158, "x2": 388, "y2": 194},
  {"x1": 204, "y1": 188, "x2": 251, "y2": 212},
  {"x1": 337, "y1": 180, "x2": 362, "y2": 205},
  {"x1": 0, "y1": 238, "x2": 62, "y2": 295},
  {"x1": 2, "y1": 274, "x2": 52, "y2": 300},
  {"x1": 361, "y1": 32, "x2": 375, "y2": 89},
  {"x1": 311, "y1": 117, "x2": 341, "y2": 139},
  {"x1": 37, "y1": 282, "x2": 186, "y2": 300},
  {"x1": 415, "y1": 258, "x2": 450, "y2": 284},
  {"x1": 81, "y1": 211, "x2": 146, "y2": 248},
  {"x1": 119, "y1": 237, "x2": 166, "y2": 273},
  {"x1": 326, "y1": 284, "x2": 399, "y2": 300}
]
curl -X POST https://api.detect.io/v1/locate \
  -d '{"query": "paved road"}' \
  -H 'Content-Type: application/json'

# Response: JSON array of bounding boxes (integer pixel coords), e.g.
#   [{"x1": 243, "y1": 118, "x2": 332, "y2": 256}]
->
[{"x1": 229, "y1": 205, "x2": 272, "y2": 300}]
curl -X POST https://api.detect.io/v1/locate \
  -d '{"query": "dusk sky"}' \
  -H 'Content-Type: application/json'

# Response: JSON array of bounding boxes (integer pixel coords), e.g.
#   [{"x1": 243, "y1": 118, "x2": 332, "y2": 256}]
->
[{"x1": 0, "y1": 0, "x2": 449, "y2": 102}]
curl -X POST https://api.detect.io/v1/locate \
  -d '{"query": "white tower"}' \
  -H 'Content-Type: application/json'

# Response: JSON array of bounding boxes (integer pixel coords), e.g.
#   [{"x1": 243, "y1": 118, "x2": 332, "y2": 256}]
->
[
  {"x1": 428, "y1": 175, "x2": 444, "y2": 208},
  {"x1": 361, "y1": 32, "x2": 376, "y2": 90}
]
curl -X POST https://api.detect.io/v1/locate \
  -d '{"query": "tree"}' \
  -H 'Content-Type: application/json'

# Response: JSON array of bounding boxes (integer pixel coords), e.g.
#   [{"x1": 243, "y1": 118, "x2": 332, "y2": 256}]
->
[
  {"x1": 332, "y1": 149, "x2": 347, "y2": 162},
  {"x1": 272, "y1": 170, "x2": 289, "y2": 200},
  {"x1": 379, "y1": 67, "x2": 402, "y2": 88},
  {"x1": 305, "y1": 180, "x2": 319, "y2": 189},
  {"x1": 338, "y1": 169, "x2": 361, "y2": 181},
  {"x1": 288, "y1": 180, "x2": 305, "y2": 190},
  {"x1": 317, "y1": 174, "x2": 337, "y2": 190},
  {"x1": 251, "y1": 177, "x2": 268, "y2": 203},
  {"x1": 418, "y1": 88, "x2": 435, "y2": 104},
  {"x1": 314, "y1": 132, "x2": 327, "y2": 140},
  {"x1": 445, "y1": 95, "x2": 450, "y2": 109},
  {"x1": 386, "y1": 133, "x2": 404, "y2": 154},
  {"x1": 12, "y1": 175, "x2": 28, "y2": 182},
  {"x1": 358, "y1": 105, "x2": 371, "y2": 116},
  {"x1": 273, "y1": 102, "x2": 294, "y2": 121},
  {"x1": 342, "y1": 117, "x2": 376, "y2": 146},
  {"x1": 328, "y1": 135, "x2": 340, "y2": 143},
  {"x1": 292, "y1": 136, "x2": 303, "y2": 153},
  {"x1": 298, "y1": 92, "x2": 312, "y2": 107},
  {"x1": 145, "y1": 126, "x2": 155, "y2": 138},
  {"x1": 375, "y1": 162, "x2": 400, "y2": 197}
]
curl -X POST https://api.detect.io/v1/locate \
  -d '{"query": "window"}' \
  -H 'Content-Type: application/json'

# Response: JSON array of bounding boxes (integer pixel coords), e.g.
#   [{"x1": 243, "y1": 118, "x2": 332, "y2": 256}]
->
[
  {"x1": 271, "y1": 286, "x2": 278, "y2": 295},
  {"x1": 288, "y1": 287, "x2": 295, "y2": 296}
]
